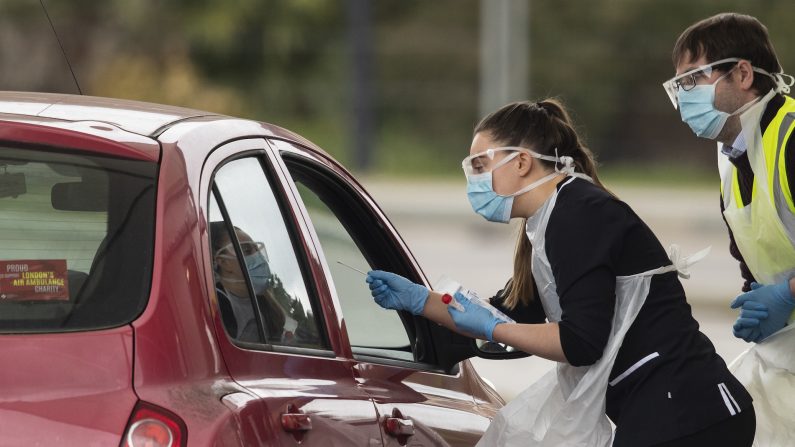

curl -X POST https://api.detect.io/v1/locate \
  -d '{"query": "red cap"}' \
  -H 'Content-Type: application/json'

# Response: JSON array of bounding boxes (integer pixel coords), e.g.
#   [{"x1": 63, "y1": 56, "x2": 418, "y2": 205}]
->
[{"x1": 441, "y1": 293, "x2": 452, "y2": 304}]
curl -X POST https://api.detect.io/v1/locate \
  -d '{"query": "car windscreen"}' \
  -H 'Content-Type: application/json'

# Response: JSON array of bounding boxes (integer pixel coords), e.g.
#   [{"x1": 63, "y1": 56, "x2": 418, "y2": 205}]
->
[{"x1": 0, "y1": 145, "x2": 156, "y2": 332}]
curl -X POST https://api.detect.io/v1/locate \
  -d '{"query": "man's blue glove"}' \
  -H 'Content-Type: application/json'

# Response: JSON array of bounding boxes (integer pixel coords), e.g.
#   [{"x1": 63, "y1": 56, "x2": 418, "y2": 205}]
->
[
  {"x1": 732, "y1": 316, "x2": 763, "y2": 343},
  {"x1": 446, "y1": 292, "x2": 504, "y2": 341},
  {"x1": 366, "y1": 270, "x2": 429, "y2": 315},
  {"x1": 730, "y1": 281, "x2": 794, "y2": 342}
]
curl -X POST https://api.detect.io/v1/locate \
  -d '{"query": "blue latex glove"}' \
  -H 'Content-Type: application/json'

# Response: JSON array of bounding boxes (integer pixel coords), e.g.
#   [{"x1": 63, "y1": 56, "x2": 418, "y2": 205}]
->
[
  {"x1": 732, "y1": 317, "x2": 763, "y2": 343},
  {"x1": 366, "y1": 270, "x2": 429, "y2": 315},
  {"x1": 446, "y1": 292, "x2": 504, "y2": 341},
  {"x1": 730, "y1": 281, "x2": 794, "y2": 342}
]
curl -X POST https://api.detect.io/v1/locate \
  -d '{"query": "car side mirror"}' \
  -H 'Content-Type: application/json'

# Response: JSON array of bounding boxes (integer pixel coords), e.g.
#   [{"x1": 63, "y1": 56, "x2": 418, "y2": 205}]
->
[
  {"x1": 0, "y1": 172, "x2": 26, "y2": 199},
  {"x1": 52, "y1": 181, "x2": 108, "y2": 212},
  {"x1": 472, "y1": 338, "x2": 530, "y2": 360}
]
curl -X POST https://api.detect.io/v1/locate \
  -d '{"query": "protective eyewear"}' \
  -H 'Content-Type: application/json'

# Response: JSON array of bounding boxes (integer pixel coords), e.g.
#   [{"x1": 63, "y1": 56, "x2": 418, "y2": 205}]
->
[
  {"x1": 462, "y1": 147, "x2": 526, "y2": 176},
  {"x1": 215, "y1": 241, "x2": 267, "y2": 260},
  {"x1": 462, "y1": 147, "x2": 563, "y2": 176},
  {"x1": 662, "y1": 58, "x2": 744, "y2": 109}
]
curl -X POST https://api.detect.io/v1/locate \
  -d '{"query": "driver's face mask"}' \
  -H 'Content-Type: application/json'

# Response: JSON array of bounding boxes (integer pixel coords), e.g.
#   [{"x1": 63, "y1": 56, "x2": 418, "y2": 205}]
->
[
  {"x1": 216, "y1": 241, "x2": 272, "y2": 295},
  {"x1": 462, "y1": 147, "x2": 575, "y2": 223}
]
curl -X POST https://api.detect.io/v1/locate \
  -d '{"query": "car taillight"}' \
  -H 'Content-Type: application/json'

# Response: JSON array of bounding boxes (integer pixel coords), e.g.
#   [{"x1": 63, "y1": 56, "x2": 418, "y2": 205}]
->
[{"x1": 121, "y1": 402, "x2": 187, "y2": 447}]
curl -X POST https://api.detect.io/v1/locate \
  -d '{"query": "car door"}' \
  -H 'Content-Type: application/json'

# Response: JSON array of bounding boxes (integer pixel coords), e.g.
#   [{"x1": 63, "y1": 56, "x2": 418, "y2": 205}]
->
[
  {"x1": 269, "y1": 139, "x2": 495, "y2": 446},
  {"x1": 200, "y1": 139, "x2": 383, "y2": 446}
]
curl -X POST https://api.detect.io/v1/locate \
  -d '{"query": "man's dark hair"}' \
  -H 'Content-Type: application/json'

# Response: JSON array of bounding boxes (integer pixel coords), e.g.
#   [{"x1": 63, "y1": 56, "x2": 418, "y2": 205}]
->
[{"x1": 672, "y1": 13, "x2": 780, "y2": 94}]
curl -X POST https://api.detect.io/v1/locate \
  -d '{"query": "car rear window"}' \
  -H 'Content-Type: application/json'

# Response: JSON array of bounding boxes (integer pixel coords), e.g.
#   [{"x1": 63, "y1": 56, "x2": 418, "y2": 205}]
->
[{"x1": 0, "y1": 145, "x2": 156, "y2": 332}]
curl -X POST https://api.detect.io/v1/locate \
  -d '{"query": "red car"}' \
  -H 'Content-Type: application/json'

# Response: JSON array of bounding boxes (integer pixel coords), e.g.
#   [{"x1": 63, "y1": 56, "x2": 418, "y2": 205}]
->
[{"x1": 0, "y1": 92, "x2": 516, "y2": 446}]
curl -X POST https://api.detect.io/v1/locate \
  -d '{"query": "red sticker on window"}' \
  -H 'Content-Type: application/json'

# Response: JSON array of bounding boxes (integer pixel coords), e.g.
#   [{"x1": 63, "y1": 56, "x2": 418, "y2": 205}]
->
[{"x1": 0, "y1": 260, "x2": 70, "y2": 301}]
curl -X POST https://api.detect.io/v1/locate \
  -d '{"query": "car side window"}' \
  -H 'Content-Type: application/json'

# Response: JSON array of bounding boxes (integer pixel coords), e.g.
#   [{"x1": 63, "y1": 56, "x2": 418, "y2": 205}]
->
[
  {"x1": 282, "y1": 156, "x2": 414, "y2": 361},
  {"x1": 209, "y1": 156, "x2": 323, "y2": 349},
  {"x1": 0, "y1": 146, "x2": 156, "y2": 332}
]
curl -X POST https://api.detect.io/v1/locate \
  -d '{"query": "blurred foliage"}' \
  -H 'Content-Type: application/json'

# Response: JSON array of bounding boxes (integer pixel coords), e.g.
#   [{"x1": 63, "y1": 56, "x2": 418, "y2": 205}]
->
[{"x1": 1, "y1": 0, "x2": 794, "y2": 179}]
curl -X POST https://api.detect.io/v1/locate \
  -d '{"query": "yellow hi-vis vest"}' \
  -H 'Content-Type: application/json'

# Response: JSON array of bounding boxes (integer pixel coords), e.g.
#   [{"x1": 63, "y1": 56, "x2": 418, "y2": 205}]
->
[
  {"x1": 720, "y1": 91, "x2": 795, "y2": 301},
  {"x1": 724, "y1": 92, "x2": 795, "y2": 447}
]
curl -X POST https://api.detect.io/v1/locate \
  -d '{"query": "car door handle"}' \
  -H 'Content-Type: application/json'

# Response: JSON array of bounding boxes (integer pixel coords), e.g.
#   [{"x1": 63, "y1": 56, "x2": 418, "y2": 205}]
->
[
  {"x1": 384, "y1": 417, "x2": 414, "y2": 436},
  {"x1": 281, "y1": 404, "x2": 312, "y2": 433},
  {"x1": 384, "y1": 408, "x2": 415, "y2": 438}
]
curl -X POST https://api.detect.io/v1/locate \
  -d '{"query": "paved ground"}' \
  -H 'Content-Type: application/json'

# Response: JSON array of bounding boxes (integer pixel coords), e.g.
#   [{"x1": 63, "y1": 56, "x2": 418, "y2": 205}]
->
[{"x1": 361, "y1": 177, "x2": 752, "y2": 400}]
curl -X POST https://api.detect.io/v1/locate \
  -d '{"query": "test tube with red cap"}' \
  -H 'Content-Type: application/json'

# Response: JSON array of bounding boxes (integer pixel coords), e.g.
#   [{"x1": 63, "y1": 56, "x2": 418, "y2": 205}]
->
[{"x1": 441, "y1": 293, "x2": 465, "y2": 312}]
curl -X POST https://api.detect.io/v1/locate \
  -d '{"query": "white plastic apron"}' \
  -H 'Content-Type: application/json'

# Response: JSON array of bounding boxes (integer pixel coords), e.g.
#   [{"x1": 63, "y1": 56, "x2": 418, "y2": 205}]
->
[
  {"x1": 720, "y1": 91, "x2": 795, "y2": 447},
  {"x1": 477, "y1": 178, "x2": 708, "y2": 447}
]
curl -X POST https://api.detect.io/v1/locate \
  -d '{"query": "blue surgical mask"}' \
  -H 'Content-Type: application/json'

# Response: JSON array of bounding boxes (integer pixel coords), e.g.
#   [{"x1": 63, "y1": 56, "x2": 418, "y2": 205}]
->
[
  {"x1": 678, "y1": 68, "x2": 759, "y2": 139},
  {"x1": 677, "y1": 71, "x2": 732, "y2": 139},
  {"x1": 466, "y1": 171, "x2": 514, "y2": 223},
  {"x1": 217, "y1": 243, "x2": 272, "y2": 295},
  {"x1": 244, "y1": 251, "x2": 271, "y2": 295},
  {"x1": 465, "y1": 151, "x2": 565, "y2": 223}
]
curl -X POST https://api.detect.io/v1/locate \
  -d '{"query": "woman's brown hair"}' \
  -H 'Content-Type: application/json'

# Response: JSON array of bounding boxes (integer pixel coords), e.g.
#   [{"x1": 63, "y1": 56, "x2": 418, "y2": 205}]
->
[{"x1": 474, "y1": 99, "x2": 606, "y2": 309}]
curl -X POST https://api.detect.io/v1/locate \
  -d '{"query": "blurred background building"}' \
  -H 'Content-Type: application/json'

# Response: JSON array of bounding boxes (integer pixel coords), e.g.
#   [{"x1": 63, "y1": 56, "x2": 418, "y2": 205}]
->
[{"x1": 4, "y1": 0, "x2": 794, "y2": 400}]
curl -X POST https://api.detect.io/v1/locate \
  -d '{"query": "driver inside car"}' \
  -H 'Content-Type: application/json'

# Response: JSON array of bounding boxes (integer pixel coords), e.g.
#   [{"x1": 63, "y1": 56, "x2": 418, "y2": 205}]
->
[{"x1": 210, "y1": 222, "x2": 292, "y2": 343}]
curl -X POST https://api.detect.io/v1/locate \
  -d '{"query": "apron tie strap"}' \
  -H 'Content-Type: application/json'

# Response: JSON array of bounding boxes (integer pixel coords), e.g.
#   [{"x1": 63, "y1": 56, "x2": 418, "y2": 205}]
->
[{"x1": 667, "y1": 244, "x2": 711, "y2": 279}]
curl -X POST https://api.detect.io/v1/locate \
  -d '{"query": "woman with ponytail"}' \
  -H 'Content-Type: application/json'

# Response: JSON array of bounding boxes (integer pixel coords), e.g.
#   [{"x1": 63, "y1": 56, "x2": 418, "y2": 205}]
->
[{"x1": 366, "y1": 99, "x2": 754, "y2": 446}]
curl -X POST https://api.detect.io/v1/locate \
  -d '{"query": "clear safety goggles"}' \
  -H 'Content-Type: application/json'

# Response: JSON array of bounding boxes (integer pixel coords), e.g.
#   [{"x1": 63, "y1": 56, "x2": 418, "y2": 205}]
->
[
  {"x1": 662, "y1": 57, "x2": 794, "y2": 109},
  {"x1": 662, "y1": 58, "x2": 742, "y2": 109},
  {"x1": 461, "y1": 147, "x2": 562, "y2": 177},
  {"x1": 215, "y1": 241, "x2": 268, "y2": 260}
]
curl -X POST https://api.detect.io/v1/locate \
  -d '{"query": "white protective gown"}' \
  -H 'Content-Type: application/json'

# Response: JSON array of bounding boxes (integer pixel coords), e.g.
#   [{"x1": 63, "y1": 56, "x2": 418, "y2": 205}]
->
[{"x1": 477, "y1": 177, "x2": 707, "y2": 446}]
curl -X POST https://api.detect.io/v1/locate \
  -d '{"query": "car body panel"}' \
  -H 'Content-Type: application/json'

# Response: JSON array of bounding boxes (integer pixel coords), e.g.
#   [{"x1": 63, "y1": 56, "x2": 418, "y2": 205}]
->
[
  {"x1": 0, "y1": 91, "x2": 502, "y2": 445},
  {"x1": 130, "y1": 132, "x2": 264, "y2": 445},
  {"x1": 0, "y1": 328, "x2": 137, "y2": 445},
  {"x1": 354, "y1": 363, "x2": 493, "y2": 446},
  {"x1": 0, "y1": 116, "x2": 156, "y2": 444}
]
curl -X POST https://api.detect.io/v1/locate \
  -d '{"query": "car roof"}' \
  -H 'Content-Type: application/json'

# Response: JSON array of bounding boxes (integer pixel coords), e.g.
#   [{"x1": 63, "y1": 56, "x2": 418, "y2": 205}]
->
[
  {"x1": 0, "y1": 91, "x2": 219, "y2": 136},
  {"x1": 0, "y1": 91, "x2": 330, "y2": 161}
]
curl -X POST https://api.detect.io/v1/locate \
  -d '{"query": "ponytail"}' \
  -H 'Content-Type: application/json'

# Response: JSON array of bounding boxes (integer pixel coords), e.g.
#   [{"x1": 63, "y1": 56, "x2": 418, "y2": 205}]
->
[
  {"x1": 505, "y1": 220, "x2": 534, "y2": 309},
  {"x1": 475, "y1": 98, "x2": 607, "y2": 309},
  {"x1": 534, "y1": 99, "x2": 606, "y2": 189}
]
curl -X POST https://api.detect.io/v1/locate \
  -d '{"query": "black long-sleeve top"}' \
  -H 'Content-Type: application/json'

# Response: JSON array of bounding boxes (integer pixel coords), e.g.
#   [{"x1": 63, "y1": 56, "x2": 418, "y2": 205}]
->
[
  {"x1": 492, "y1": 178, "x2": 752, "y2": 447},
  {"x1": 722, "y1": 94, "x2": 795, "y2": 291}
]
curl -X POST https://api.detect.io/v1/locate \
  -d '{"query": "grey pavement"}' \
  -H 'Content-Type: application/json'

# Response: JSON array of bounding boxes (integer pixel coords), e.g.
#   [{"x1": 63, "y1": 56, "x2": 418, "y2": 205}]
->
[{"x1": 361, "y1": 177, "x2": 752, "y2": 401}]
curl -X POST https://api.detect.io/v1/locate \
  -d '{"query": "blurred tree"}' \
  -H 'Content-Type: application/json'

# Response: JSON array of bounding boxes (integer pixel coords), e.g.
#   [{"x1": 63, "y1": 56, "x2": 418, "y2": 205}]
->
[{"x1": 2, "y1": 0, "x2": 794, "y2": 179}]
